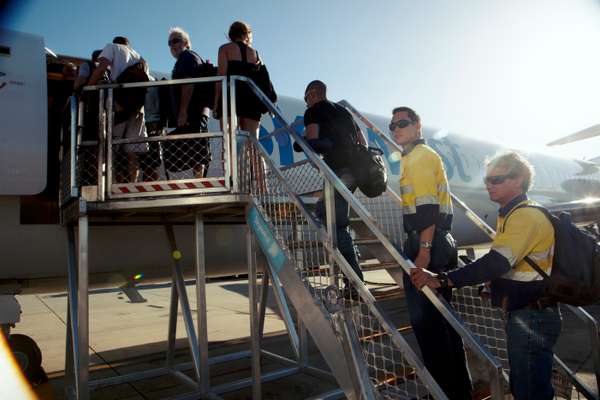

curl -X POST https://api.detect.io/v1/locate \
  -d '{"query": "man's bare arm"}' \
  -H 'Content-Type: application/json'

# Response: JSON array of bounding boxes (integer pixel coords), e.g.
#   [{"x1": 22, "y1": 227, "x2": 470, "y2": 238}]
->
[
  {"x1": 87, "y1": 58, "x2": 110, "y2": 86},
  {"x1": 305, "y1": 123, "x2": 319, "y2": 140},
  {"x1": 178, "y1": 84, "x2": 193, "y2": 127}
]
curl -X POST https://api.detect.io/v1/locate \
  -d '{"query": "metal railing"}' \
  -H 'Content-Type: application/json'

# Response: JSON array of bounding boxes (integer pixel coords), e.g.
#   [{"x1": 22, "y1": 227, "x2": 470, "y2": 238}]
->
[
  {"x1": 339, "y1": 99, "x2": 600, "y2": 399},
  {"x1": 235, "y1": 76, "x2": 505, "y2": 398},
  {"x1": 239, "y1": 129, "x2": 446, "y2": 399},
  {"x1": 62, "y1": 76, "x2": 232, "y2": 204}
]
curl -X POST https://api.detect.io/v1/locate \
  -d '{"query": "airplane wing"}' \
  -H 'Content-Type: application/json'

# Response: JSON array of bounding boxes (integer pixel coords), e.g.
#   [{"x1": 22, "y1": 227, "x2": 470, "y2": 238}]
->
[
  {"x1": 545, "y1": 197, "x2": 600, "y2": 226},
  {"x1": 547, "y1": 124, "x2": 600, "y2": 146}
]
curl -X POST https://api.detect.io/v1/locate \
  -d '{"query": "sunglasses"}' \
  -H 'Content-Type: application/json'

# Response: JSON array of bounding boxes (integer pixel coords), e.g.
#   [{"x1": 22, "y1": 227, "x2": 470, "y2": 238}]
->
[
  {"x1": 484, "y1": 174, "x2": 514, "y2": 185},
  {"x1": 389, "y1": 119, "x2": 413, "y2": 131},
  {"x1": 168, "y1": 38, "x2": 182, "y2": 46}
]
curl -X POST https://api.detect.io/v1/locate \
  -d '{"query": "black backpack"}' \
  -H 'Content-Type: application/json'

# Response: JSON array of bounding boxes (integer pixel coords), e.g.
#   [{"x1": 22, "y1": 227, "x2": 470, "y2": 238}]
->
[
  {"x1": 194, "y1": 54, "x2": 218, "y2": 109},
  {"x1": 505, "y1": 204, "x2": 600, "y2": 306},
  {"x1": 114, "y1": 60, "x2": 149, "y2": 123},
  {"x1": 353, "y1": 145, "x2": 387, "y2": 198}
]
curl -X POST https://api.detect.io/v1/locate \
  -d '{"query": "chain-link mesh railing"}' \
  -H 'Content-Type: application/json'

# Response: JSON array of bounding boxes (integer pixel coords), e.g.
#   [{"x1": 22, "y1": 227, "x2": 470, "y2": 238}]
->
[
  {"x1": 278, "y1": 160, "x2": 324, "y2": 195},
  {"x1": 77, "y1": 141, "x2": 99, "y2": 187},
  {"x1": 108, "y1": 130, "x2": 225, "y2": 194},
  {"x1": 69, "y1": 77, "x2": 231, "y2": 200},
  {"x1": 238, "y1": 133, "x2": 445, "y2": 399},
  {"x1": 452, "y1": 280, "x2": 597, "y2": 399},
  {"x1": 354, "y1": 189, "x2": 406, "y2": 249}
]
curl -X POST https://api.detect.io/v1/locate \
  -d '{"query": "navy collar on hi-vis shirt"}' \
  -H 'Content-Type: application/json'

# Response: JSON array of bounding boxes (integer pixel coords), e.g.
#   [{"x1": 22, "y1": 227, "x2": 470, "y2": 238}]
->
[
  {"x1": 402, "y1": 138, "x2": 426, "y2": 156},
  {"x1": 498, "y1": 193, "x2": 528, "y2": 217}
]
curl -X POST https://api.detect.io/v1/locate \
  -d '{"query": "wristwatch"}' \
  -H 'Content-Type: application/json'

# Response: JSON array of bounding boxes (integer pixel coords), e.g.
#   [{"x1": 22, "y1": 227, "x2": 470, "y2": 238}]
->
[
  {"x1": 419, "y1": 241, "x2": 432, "y2": 249},
  {"x1": 437, "y1": 272, "x2": 449, "y2": 289}
]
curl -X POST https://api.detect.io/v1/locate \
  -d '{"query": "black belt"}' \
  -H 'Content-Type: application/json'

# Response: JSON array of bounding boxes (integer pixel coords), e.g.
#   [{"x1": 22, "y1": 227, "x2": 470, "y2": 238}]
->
[
  {"x1": 405, "y1": 229, "x2": 450, "y2": 235},
  {"x1": 524, "y1": 298, "x2": 557, "y2": 310}
]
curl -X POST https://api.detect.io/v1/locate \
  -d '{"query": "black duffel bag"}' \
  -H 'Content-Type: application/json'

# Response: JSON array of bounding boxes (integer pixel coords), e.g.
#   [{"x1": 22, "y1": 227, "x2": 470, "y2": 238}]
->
[{"x1": 352, "y1": 145, "x2": 387, "y2": 198}]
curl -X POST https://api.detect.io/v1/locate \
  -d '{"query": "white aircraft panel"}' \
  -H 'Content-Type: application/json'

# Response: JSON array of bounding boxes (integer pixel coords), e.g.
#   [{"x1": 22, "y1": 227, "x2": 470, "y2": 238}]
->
[{"x1": 0, "y1": 29, "x2": 47, "y2": 195}]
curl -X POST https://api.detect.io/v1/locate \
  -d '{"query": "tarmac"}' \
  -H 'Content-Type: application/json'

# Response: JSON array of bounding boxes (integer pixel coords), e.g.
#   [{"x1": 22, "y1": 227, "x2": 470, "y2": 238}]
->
[{"x1": 10, "y1": 269, "x2": 600, "y2": 399}]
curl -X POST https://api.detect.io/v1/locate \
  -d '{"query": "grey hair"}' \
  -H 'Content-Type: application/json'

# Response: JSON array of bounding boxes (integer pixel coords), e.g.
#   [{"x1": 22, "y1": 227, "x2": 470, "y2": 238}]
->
[
  {"x1": 169, "y1": 26, "x2": 192, "y2": 49},
  {"x1": 485, "y1": 151, "x2": 535, "y2": 191}
]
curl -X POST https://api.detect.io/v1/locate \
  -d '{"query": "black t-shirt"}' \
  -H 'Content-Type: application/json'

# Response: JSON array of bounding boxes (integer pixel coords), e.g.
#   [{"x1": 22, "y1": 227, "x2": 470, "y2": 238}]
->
[
  {"x1": 170, "y1": 49, "x2": 209, "y2": 126},
  {"x1": 303, "y1": 100, "x2": 359, "y2": 170}
]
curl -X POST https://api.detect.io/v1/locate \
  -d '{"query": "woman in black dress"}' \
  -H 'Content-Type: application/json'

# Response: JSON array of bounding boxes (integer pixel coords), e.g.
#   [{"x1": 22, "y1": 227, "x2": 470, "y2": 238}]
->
[
  {"x1": 214, "y1": 20, "x2": 266, "y2": 137},
  {"x1": 215, "y1": 21, "x2": 268, "y2": 189}
]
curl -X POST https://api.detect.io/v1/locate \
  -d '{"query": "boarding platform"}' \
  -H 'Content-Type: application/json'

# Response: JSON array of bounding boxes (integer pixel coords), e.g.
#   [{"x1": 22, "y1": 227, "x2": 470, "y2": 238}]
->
[{"x1": 58, "y1": 76, "x2": 599, "y2": 399}]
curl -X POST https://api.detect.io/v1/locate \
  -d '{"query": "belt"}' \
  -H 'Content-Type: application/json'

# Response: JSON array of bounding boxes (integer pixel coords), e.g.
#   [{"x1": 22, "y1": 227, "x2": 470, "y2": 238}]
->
[
  {"x1": 524, "y1": 298, "x2": 557, "y2": 310},
  {"x1": 405, "y1": 229, "x2": 450, "y2": 235}
]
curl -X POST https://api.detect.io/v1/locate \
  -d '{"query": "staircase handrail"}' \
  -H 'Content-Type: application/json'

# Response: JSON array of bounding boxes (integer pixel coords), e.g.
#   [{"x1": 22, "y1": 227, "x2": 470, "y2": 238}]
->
[
  {"x1": 233, "y1": 75, "x2": 504, "y2": 397},
  {"x1": 242, "y1": 131, "x2": 447, "y2": 399}
]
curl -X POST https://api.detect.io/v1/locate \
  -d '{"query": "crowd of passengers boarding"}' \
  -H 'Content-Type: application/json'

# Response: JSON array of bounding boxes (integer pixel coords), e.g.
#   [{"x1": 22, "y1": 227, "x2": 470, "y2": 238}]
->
[
  {"x1": 72, "y1": 21, "x2": 276, "y2": 183},
  {"x1": 67, "y1": 20, "x2": 583, "y2": 400}
]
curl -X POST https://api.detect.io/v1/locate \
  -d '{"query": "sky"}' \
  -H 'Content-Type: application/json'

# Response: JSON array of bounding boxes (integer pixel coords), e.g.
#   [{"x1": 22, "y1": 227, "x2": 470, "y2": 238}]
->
[{"x1": 3, "y1": 0, "x2": 600, "y2": 160}]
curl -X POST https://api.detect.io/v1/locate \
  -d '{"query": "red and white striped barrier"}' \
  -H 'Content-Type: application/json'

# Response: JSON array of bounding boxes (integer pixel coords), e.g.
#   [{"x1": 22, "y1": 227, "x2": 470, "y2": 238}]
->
[{"x1": 112, "y1": 178, "x2": 227, "y2": 194}]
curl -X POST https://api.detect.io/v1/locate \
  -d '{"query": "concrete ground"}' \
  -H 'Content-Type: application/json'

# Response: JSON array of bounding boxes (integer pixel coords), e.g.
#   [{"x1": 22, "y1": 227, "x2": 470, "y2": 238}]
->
[{"x1": 9, "y1": 269, "x2": 600, "y2": 399}]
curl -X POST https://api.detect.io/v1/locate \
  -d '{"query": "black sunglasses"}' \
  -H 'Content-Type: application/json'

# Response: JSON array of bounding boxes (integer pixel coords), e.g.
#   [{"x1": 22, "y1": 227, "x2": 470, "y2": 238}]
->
[
  {"x1": 168, "y1": 38, "x2": 182, "y2": 46},
  {"x1": 389, "y1": 119, "x2": 413, "y2": 131},
  {"x1": 484, "y1": 174, "x2": 514, "y2": 185}
]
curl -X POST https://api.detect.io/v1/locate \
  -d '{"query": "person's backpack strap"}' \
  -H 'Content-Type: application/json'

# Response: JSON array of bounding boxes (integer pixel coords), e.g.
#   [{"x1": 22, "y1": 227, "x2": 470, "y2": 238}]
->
[{"x1": 502, "y1": 203, "x2": 553, "y2": 280}]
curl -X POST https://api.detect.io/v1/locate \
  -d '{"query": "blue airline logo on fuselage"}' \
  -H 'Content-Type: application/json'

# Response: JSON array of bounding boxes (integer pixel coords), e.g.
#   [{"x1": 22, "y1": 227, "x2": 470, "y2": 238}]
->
[{"x1": 259, "y1": 115, "x2": 473, "y2": 183}]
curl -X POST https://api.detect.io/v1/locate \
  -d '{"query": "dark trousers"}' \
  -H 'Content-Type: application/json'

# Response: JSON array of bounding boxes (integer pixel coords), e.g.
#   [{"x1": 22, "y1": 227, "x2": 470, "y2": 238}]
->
[
  {"x1": 402, "y1": 272, "x2": 472, "y2": 399},
  {"x1": 315, "y1": 168, "x2": 363, "y2": 282}
]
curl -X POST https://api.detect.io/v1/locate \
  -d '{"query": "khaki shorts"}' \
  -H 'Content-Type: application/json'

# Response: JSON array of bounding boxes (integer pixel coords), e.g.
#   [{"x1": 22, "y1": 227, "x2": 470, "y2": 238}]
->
[{"x1": 112, "y1": 111, "x2": 149, "y2": 153}]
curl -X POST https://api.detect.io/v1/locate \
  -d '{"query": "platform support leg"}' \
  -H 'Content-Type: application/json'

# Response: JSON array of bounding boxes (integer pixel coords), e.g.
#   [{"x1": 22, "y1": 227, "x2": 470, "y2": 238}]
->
[
  {"x1": 165, "y1": 273, "x2": 178, "y2": 368},
  {"x1": 194, "y1": 213, "x2": 210, "y2": 394},
  {"x1": 76, "y1": 213, "x2": 90, "y2": 400},
  {"x1": 164, "y1": 224, "x2": 203, "y2": 388},
  {"x1": 65, "y1": 225, "x2": 80, "y2": 399},
  {"x1": 247, "y1": 229, "x2": 261, "y2": 400}
]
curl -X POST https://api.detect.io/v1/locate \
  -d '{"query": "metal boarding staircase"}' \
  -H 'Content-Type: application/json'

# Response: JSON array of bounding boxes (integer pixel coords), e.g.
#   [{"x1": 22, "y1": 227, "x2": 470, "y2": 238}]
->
[
  {"x1": 242, "y1": 133, "x2": 446, "y2": 399},
  {"x1": 339, "y1": 100, "x2": 600, "y2": 399},
  {"x1": 237, "y1": 77, "x2": 505, "y2": 399},
  {"x1": 59, "y1": 72, "x2": 598, "y2": 399}
]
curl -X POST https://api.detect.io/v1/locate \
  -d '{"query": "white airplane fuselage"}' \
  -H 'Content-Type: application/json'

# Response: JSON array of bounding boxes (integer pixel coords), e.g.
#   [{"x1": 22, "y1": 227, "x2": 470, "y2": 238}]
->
[{"x1": 1, "y1": 29, "x2": 599, "y2": 294}]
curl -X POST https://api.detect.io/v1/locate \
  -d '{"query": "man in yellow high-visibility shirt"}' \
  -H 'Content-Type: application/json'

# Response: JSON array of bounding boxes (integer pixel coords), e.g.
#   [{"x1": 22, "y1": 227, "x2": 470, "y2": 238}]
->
[
  {"x1": 412, "y1": 151, "x2": 560, "y2": 399},
  {"x1": 391, "y1": 106, "x2": 472, "y2": 398}
]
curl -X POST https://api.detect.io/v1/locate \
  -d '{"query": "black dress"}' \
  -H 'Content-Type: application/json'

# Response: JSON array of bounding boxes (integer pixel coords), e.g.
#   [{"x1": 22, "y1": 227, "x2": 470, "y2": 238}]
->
[{"x1": 226, "y1": 41, "x2": 264, "y2": 121}]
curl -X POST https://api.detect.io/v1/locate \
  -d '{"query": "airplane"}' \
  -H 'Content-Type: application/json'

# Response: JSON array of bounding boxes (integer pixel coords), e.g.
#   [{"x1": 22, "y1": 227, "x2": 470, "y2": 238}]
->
[{"x1": 1, "y1": 28, "x2": 600, "y2": 385}]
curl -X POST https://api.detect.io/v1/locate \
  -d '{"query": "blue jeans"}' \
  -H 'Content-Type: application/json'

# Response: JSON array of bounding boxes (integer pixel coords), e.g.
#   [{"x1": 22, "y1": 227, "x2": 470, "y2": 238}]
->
[
  {"x1": 403, "y1": 273, "x2": 473, "y2": 399},
  {"x1": 315, "y1": 168, "x2": 363, "y2": 282},
  {"x1": 506, "y1": 307, "x2": 562, "y2": 400}
]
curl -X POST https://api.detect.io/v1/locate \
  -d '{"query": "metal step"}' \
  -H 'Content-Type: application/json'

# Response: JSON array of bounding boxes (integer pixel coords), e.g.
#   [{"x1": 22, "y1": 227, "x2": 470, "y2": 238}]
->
[{"x1": 360, "y1": 260, "x2": 401, "y2": 272}]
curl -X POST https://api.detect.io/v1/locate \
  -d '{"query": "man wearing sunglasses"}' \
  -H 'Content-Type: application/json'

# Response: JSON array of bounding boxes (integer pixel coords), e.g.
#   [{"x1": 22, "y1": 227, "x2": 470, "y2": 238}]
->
[
  {"x1": 390, "y1": 107, "x2": 472, "y2": 398},
  {"x1": 165, "y1": 27, "x2": 211, "y2": 178},
  {"x1": 411, "y1": 152, "x2": 560, "y2": 400},
  {"x1": 297, "y1": 80, "x2": 367, "y2": 291}
]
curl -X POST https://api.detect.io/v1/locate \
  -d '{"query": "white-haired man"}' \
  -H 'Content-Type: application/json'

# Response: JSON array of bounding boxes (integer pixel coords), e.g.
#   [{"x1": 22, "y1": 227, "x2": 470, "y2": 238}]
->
[
  {"x1": 164, "y1": 27, "x2": 211, "y2": 178},
  {"x1": 411, "y1": 151, "x2": 561, "y2": 399}
]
